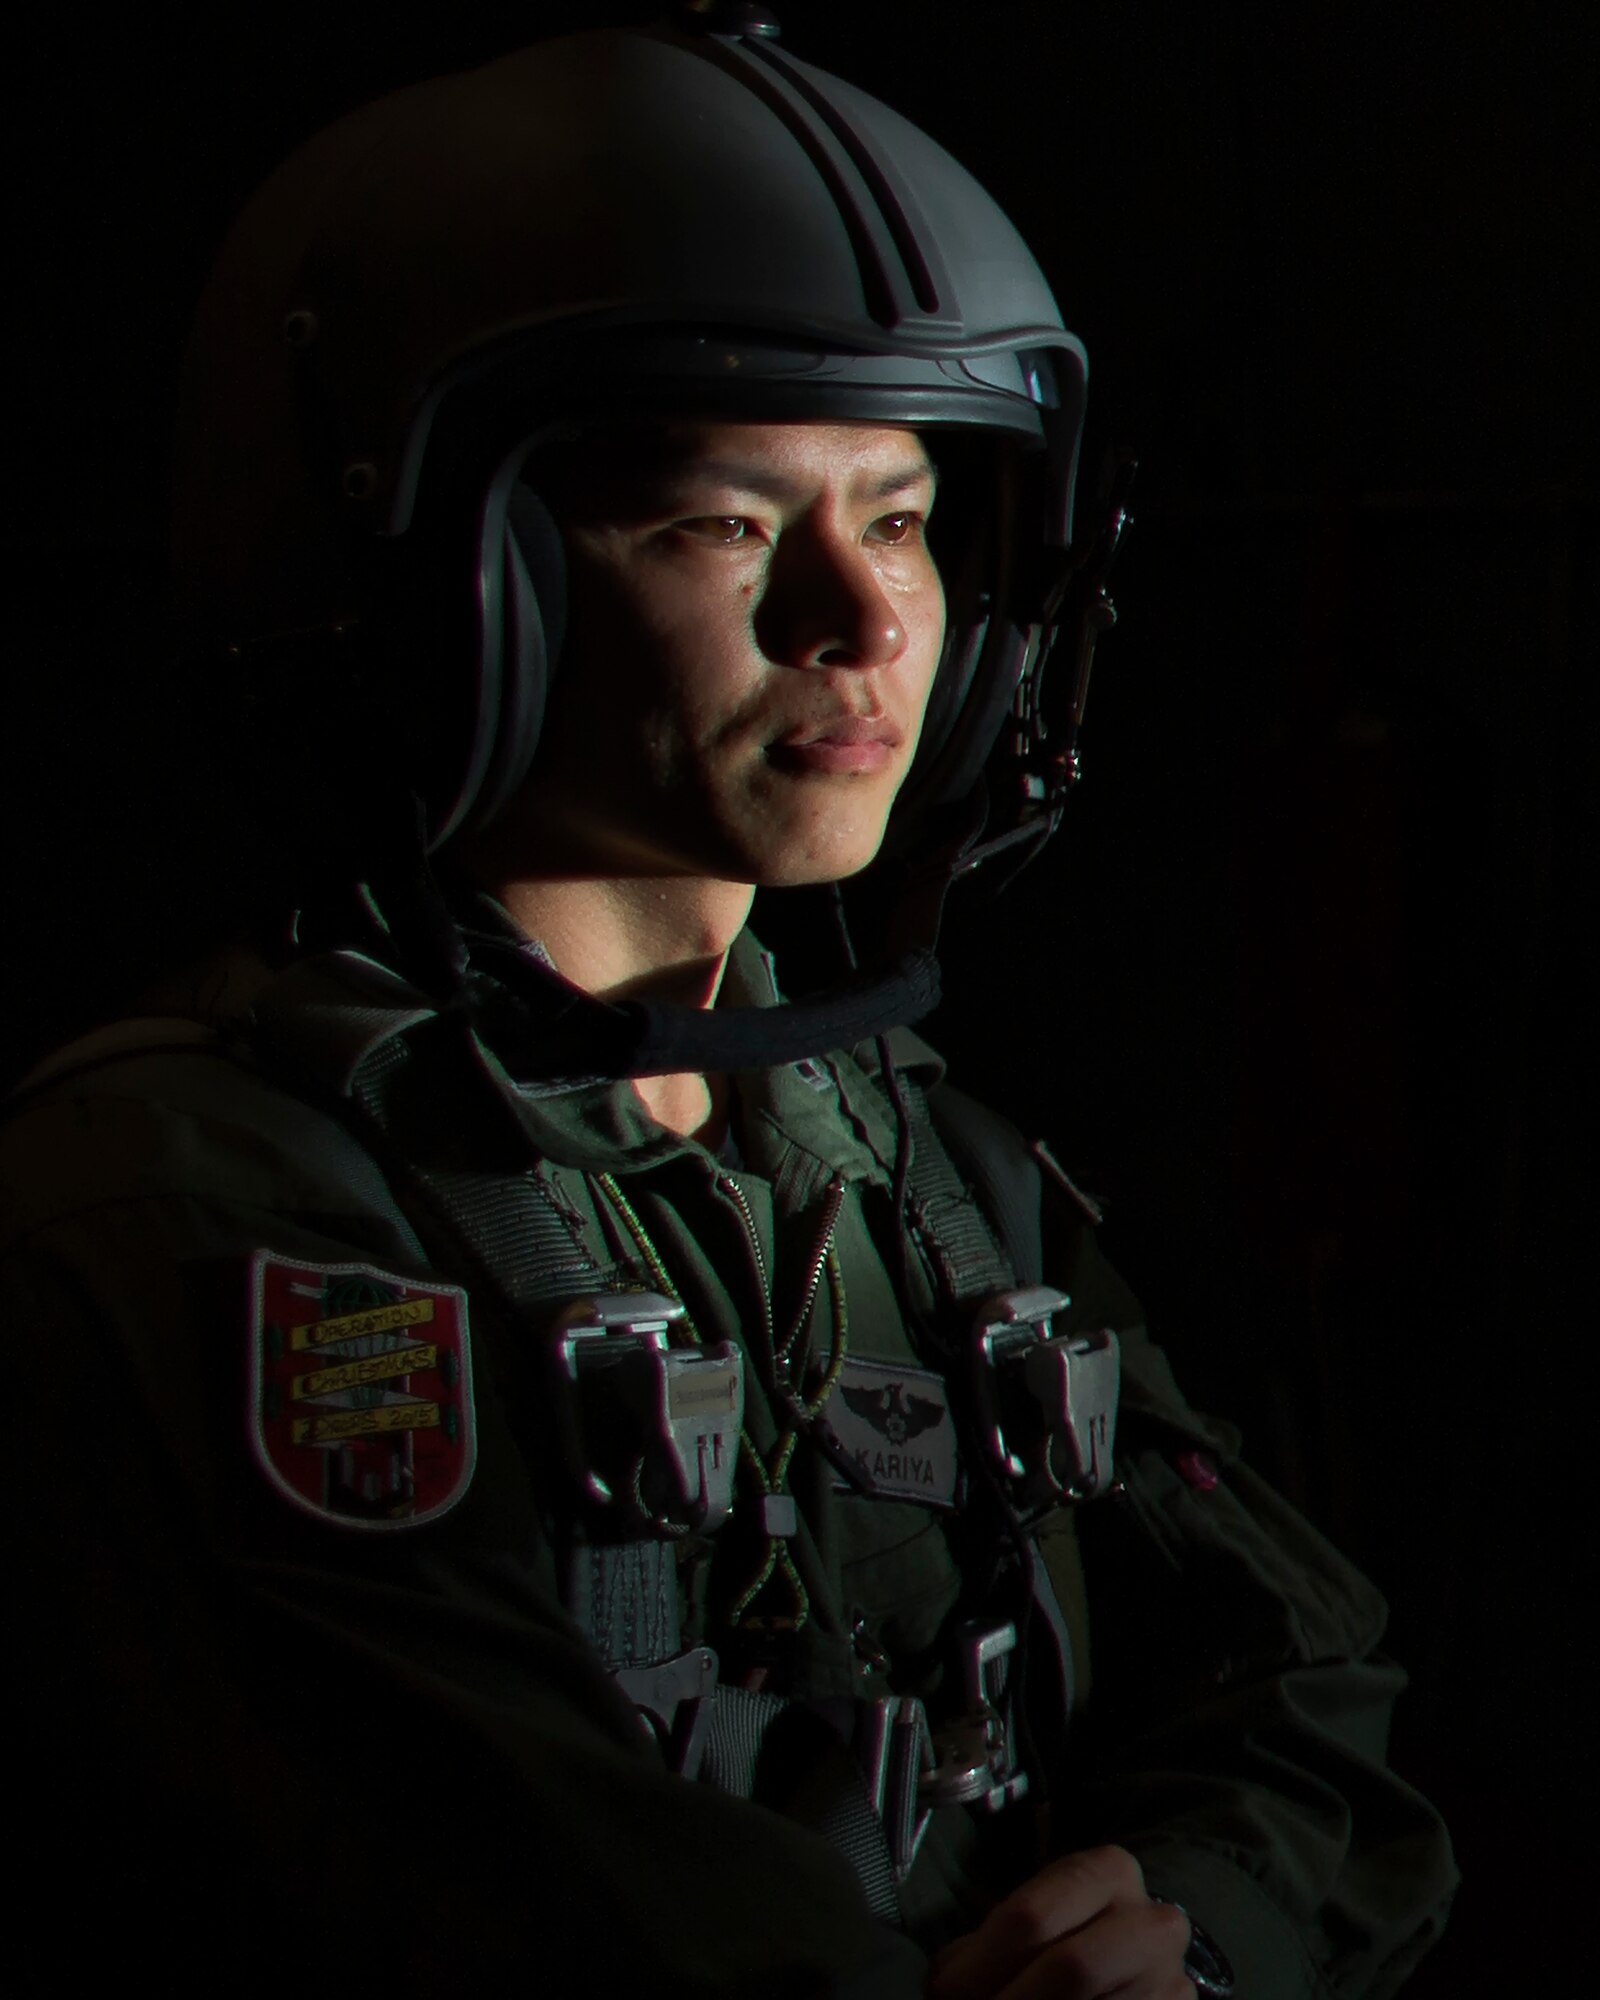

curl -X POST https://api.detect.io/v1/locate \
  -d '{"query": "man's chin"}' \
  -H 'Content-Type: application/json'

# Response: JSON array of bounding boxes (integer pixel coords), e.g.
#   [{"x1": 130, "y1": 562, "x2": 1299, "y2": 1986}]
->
[{"x1": 751, "y1": 842, "x2": 888, "y2": 892}]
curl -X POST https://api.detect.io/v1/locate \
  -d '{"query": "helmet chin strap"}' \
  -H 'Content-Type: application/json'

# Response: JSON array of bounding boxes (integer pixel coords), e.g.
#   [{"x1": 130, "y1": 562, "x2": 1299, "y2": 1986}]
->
[
  {"x1": 458, "y1": 926, "x2": 943, "y2": 1085},
  {"x1": 340, "y1": 800, "x2": 943, "y2": 1083}
]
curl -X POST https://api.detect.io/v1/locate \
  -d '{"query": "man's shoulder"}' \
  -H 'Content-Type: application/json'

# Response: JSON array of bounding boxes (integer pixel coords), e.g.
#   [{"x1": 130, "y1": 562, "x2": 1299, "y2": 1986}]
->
[{"x1": 0, "y1": 994, "x2": 411, "y2": 1254}]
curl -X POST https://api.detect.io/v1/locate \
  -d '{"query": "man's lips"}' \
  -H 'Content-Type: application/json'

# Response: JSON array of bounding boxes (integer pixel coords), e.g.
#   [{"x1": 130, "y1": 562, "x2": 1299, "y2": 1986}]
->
[
  {"x1": 775, "y1": 715, "x2": 903, "y2": 750},
  {"x1": 767, "y1": 714, "x2": 904, "y2": 775}
]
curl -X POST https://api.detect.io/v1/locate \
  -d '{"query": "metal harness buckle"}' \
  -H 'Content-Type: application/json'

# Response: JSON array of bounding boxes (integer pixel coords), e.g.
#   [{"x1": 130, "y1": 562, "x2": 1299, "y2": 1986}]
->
[
  {"x1": 552, "y1": 1292, "x2": 744, "y2": 1536},
  {"x1": 971, "y1": 1286, "x2": 1120, "y2": 1512},
  {"x1": 920, "y1": 1620, "x2": 1030, "y2": 1815}
]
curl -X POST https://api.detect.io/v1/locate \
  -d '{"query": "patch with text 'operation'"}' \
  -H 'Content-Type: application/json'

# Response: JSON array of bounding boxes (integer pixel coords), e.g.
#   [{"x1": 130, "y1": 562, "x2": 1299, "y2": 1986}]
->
[
  {"x1": 248, "y1": 1253, "x2": 476, "y2": 1531},
  {"x1": 826, "y1": 1357, "x2": 959, "y2": 1508}
]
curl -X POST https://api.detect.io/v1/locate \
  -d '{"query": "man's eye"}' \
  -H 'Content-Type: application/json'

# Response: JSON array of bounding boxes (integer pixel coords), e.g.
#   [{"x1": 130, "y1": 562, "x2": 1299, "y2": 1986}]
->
[
  {"x1": 677, "y1": 516, "x2": 753, "y2": 544},
  {"x1": 867, "y1": 512, "x2": 923, "y2": 546}
]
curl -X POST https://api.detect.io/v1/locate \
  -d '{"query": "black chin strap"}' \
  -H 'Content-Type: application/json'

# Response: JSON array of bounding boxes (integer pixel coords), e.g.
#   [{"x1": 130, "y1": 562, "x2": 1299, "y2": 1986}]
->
[
  {"x1": 457, "y1": 929, "x2": 942, "y2": 1083},
  {"x1": 319, "y1": 795, "x2": 945, "y2": 1084}
]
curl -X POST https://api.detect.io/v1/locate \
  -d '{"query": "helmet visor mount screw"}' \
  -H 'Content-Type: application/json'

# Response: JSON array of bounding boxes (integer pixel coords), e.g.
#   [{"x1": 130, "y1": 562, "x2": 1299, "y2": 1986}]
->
[
  {"x1": 342, "y1": 462, "x2": 379, "y2": 503},
  {"x1": 282, "y1": 309, "x2": 318, "y2": 349}
]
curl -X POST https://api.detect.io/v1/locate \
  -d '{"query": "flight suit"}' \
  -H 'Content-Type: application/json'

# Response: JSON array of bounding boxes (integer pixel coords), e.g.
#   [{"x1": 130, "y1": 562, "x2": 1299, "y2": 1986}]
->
[{"x1": 2, "y1": 920, "x2": 1456, "y2": 1996}]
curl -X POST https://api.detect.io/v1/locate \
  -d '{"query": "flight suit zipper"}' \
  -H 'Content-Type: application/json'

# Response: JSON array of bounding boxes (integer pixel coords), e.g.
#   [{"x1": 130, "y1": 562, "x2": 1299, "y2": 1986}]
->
[
  {"x1": 711, "y1": 1169, "x2": 854, "y2": 1629},
  {"x1": 713, "y1": 1172, "x2": 776, "y2": 1371},
  {"x1": 715, "y1": 1169, "x2": 847, "y2": 1399}
]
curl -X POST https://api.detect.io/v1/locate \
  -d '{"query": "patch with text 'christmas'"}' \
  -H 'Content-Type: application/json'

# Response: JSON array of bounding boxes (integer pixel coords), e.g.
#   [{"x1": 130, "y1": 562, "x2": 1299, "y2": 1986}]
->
[
  {"x1": 248, "y1": 1253, "x2": 475, "y2": 1531},
  {"x1": 826, "y1": 1357, "x2": 958, "y2": 1508}
]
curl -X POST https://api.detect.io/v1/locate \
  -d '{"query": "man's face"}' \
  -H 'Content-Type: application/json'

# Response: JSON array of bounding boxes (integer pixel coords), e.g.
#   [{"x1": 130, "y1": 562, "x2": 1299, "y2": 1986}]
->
[{"x1": 518, "y1": 419, "x2": 946, "y2": 888}]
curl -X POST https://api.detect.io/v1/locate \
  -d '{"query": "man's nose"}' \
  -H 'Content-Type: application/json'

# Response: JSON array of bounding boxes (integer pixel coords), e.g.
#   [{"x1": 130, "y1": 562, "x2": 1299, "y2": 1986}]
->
[{"x1": 753, "y1": 526, "x2": 908, "y2": 670}]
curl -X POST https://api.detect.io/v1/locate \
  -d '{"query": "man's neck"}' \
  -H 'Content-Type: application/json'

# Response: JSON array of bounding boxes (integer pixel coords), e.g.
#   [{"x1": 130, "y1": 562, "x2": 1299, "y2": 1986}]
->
[
  {"x1": 470, "y1": 871, "x2": 755, "y2": 1144},
  {"x1": 485, "y1": 873, "x2": 753, "y2": 1004}
]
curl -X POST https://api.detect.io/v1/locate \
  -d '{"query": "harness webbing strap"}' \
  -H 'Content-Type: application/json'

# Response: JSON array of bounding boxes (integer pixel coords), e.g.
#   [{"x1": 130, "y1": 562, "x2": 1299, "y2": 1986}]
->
[
  {"x1": 701, "y1": 1691, "x2": 902, "y2": 1926},
  {"x1": 807, "y1": 1762, "x2": 905, "y2": 1926},
  {"x1": 699, "y1": 1683, "x2": 787, "y2": 1796},
  {"x1": 565, "y1": 1541, "x2": 681, "y2": 1670},
  {"x1": 895, "y1": 1077, "x2": 1016, "y2": 1309},
  {"x1": 349, "y1": 1032, "x2": 628, "y2": 1304}
]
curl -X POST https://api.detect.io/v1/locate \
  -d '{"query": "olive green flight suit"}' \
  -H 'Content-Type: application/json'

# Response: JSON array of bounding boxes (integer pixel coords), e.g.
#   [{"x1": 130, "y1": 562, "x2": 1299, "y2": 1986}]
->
[{"x1": 2, "y1": 925, "x2": 1456, "y2": 1996}]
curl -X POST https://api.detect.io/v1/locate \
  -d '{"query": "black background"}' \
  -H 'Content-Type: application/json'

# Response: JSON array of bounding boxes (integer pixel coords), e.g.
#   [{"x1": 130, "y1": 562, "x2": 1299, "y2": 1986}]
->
[{"x1": 10, "y1": 3, "x2": 1597, "y2": 1988}]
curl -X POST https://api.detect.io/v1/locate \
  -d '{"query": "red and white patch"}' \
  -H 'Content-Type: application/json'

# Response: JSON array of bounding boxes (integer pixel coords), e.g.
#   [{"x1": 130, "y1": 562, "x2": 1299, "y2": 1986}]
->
[{"x1": 248, "y1": 1253, "x2": 476, "y2": 1531}]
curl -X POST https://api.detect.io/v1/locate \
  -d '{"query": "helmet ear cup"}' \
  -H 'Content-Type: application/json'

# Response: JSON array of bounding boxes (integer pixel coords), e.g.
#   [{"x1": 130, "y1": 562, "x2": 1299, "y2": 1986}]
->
[
  {"x1": 508, "y1": 482, "x2": 569, "y2": 669},
  {"x1": 462, "y1": 482, "x2": 569, "y2": 837},
  {"x1": 882, "y1": 444, "x2": 1014, "y2": 853}
]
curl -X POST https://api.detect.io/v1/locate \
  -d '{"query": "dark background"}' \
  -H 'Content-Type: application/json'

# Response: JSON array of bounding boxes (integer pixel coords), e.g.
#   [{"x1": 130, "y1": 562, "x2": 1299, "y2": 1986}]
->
[{"x1": 10, "y1": 2, "x2": 1596, "y2": 1988}]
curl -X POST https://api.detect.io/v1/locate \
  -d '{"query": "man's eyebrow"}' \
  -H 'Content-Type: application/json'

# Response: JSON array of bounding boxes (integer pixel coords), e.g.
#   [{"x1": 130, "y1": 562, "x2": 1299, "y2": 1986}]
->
[
  {"x1": 651, "y1": 457, "x2": 939, "y2": 505},
  {"x1": 864, "y1": 460, "x2": 940, "y2": 503}
]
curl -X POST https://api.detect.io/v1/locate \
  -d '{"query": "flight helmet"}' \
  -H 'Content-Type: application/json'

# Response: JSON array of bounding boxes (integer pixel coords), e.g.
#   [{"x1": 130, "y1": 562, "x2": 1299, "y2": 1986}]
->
[{"x1": 171, "y1": 4, "x2": 1126, "y2": 1042}]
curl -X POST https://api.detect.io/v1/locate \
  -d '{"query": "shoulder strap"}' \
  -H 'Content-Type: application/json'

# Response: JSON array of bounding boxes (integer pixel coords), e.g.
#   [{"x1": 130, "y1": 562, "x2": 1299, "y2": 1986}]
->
[
  {"x1": 920, "y1": 1084, "x2": 1045, "y2": 1290},
  {"x1": 347, "y1": 1027, "x2": 628, "y2": 1306},
  {"x1": 888, "y1": 1073, "x2": 1025, "y2": 1306}
]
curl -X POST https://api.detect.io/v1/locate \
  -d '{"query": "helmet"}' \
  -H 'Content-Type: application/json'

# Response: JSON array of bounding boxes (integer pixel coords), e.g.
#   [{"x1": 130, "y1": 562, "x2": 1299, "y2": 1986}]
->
[{"x1": 171, "y1": 5, "x2": 1121, "y2": 1047}]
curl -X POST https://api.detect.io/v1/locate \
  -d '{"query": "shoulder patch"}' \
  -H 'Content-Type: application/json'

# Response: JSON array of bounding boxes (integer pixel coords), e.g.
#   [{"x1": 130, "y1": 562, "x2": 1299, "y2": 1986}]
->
[{"x1": 248, "y1": 1253, "x2": 476, "y2": 1531}]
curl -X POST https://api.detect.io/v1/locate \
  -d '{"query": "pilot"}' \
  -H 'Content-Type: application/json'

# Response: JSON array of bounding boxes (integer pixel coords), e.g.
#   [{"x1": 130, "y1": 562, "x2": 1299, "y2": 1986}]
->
[{"x1": 4, "y1": 8, "x2": 1455, "y2": 1995}]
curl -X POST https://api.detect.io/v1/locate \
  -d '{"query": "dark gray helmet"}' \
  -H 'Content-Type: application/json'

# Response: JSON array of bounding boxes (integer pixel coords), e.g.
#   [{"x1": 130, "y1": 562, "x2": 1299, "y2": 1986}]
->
[{"x1": 172, "y1": 7, "x2": 1095, "y2": 890}]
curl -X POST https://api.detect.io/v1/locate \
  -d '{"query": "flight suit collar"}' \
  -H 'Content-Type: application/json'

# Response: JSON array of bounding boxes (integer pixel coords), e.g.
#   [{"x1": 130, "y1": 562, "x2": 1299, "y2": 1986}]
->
[
  {"x1": 491, "y1": 927, "x2": 903, "y2": 1192},
  {"x1": 242, "y1": 946, "x2": 439, "y2": 1094},
  {"x1": 245, "y1": 895, "x2": 927, "y2": 1196},
  {"x1": 438, "y1": 883, "x2": 912, "y2": 1192}
]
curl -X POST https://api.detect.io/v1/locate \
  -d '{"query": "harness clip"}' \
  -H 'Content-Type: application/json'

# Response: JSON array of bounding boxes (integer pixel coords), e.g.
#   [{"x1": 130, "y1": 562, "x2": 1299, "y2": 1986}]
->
[
  {"x1": 552, "y1": 1292, "x2": 744, "y2": 1536},
  {"x1": 971, "y1": 1286, "x2": 1120, "y2": 1510}
]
